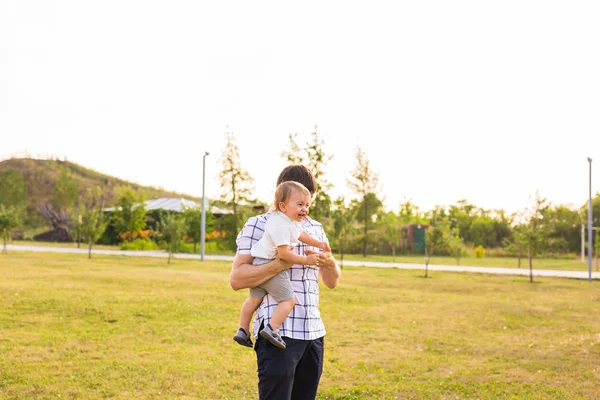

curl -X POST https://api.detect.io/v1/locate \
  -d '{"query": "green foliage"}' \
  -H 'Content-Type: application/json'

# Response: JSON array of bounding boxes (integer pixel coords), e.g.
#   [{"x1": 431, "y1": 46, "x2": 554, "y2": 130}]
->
[
  {"x1": 475, "y1": 245, "x2": 485, "y2": 258},
  {"x1": 181, "y1": 207, "x2": 214, "y2": 252},
  {"x1": 0, "y1": 204, "x2": 20, "y2": 254},
  {"x1": 111, "y1": 187, "x2": 147, "y2": 242},
  {"x1": 443, "y1": 223, "x2": 466, "y2": 265},
  {"x1": 347, "y1": 147, "x2": 379, "y2": 195},
  {"x1": 278, "y1": 128, "x2": 334, "y2": 221},
  {"x1": 79, "y1": 187, "x2": 108, "y2": 258},
  {"x1": 280, "y1": 133, "x2": 305, "y2": 164},
  {"x1": 119, "y1": 238, "x2": 160, "y2": 251},
  {"x1": 347, "y1": 147, "x2": 380, "y2": 258},
  {"x1": 219, "y1": 130, "x2": 254, "y2": 242},
  {"x1": 157, "y1": 213, "x2": 185, "y2": 262},
  {"x1": 446, "y1": 200, "x2": 512, "y2": 248},
  {"x1": 0, "y1": 169, "x2": 26, "y2": 210},
  {"x1": 53, "y1": 167, "x2": 79, "y2": 210},
  {"x1": 305, "y1": 126, "x2": 333, "y2": 221},
  {"x1": 0, "y1": 158, "x2": 202, "y2": 230},
  {"x1": 330, "y1": 197, "x2": 357, "y2": 265},
  {"x1": 378, "y1": 211, "x2": 403, "y2": 260}
]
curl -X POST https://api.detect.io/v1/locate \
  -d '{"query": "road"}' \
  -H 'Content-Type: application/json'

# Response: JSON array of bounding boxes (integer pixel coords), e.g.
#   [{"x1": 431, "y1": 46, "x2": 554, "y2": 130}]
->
[{"x1": 5, "y1": 244, "x2": 599, "y2": 280}]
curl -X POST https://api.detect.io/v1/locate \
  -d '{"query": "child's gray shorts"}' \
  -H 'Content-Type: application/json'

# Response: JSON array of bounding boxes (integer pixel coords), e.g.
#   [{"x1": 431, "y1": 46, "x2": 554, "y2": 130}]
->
[{"x1": 249, "y1": 258, "x2": 294, "y2": 302}]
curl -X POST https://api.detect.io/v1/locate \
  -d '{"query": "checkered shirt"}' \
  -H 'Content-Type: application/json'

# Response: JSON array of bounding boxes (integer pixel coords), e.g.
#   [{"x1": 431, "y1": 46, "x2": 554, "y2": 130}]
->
[{"x1": 236, "y1": 212, "x2": 328, "y2": 340}]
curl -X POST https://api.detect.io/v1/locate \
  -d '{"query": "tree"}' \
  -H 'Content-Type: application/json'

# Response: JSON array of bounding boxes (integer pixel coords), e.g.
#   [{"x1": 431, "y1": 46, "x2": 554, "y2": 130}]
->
[
  {"x1": 350, "y1": 193, "x2": 383, "y2": 256},
  {"x1": 0, "y1": 205, "x2": 20, "y2": 255},
  {"x1": 424, "y1": 226, "x2": 436, "y2": 278},
  {"x1": 158, "y1": 213, "x2": 185, "y2": 264},
  {"x1": 380, "y1": 211, "x2": 402, "y2": 262},
  {"x1": 111, "y1": 187, "x2": 147, "y2": 242},
  {"x1": 445, "y1": 226, "x2": 466, "y2": 265},
  {"x1": 0, "y1": 168, "x2": 26, "y2": 209},
  {"x1": 280, "y1": 133, "x2": 305, "y2": 164},
  {"x1": 542, "y1": 204, "x2": 584, "y2": 254},
  {"x1": 347, "y1": 147, "x2": 380, "y2": 257},
  {"x1": 219, "y1": 130, "x2": 254, "y2": 247},
  {"x1": 397, "y1": 200, "x2": 427, "y2": 252},
  {"x1": 331, "y1": 197, "x2": 356, "y2": 267},
  {"x1": 53, "y1": 167, "x2": 79, "y2": 210},
  {"x1": 79, "y1": 187, "x2": 107, "y2": 259},
  {"x1": 182, "y1": 206, "x2": 214, "y2": 253},
  {"x1": 521, "y1": 191, "x2": 548, "y2": 283},
  {"x1": 305, "y1": 126, "x2": 333, "y2": 221}
]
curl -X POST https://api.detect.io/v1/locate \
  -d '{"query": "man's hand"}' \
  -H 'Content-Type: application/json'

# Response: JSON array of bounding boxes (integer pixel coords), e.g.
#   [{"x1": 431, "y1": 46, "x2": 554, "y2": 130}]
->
[{"x1": 306, "y1": 249, "x2": 341, "y2": 289}]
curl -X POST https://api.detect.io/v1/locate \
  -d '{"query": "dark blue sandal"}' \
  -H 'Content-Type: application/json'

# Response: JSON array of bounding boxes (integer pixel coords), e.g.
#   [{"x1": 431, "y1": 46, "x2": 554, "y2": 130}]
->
[
  {"x1": 259, "y1": 324, "x2": 286, "y2": 349},
  {"x1": 233, "y1": 328, "x2": 253, "y2": 348}
]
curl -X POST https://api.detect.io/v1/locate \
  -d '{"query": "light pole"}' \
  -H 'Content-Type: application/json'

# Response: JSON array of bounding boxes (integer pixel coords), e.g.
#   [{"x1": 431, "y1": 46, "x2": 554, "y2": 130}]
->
[
  {"x1": 201, "y1": 151, "x2": 209, "y2": 262},
  {"x1": 587, "y1": 157, "x2": 593, "y2": 281}
]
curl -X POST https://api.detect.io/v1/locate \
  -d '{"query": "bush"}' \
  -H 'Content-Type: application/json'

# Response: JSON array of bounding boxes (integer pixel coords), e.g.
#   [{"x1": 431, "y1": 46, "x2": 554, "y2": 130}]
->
[
  {"x1": 475, "y1": 245, "x2": 485, "y2": 258},
  {"x1": 120, "y1": 239, "x2": 160, "y2": 251},
  {"x1": 177, "y1": 240, "x2": 233, "y2": 254}
]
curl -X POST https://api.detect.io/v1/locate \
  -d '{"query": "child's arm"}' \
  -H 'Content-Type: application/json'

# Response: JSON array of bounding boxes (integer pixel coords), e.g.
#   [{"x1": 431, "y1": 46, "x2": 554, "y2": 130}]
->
[
  {"x1": 277, "y1": 245, "x2": 320, "y2": 266},
  {"x1": 298, "y1": 231, "x2": 331, "y2": 252}
]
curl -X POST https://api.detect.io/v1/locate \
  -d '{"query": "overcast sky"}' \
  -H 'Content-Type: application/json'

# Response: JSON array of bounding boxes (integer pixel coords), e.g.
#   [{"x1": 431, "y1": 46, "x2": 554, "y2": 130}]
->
[{"x1": 2, "y1": 1, "x2": 599, "y2": 214}]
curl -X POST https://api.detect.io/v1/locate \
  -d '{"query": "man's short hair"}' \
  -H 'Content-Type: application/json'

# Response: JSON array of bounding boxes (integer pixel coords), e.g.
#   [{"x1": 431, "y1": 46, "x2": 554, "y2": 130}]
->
[{"x1": 276, "y1": 164, "x2": 317, "y2": 195}]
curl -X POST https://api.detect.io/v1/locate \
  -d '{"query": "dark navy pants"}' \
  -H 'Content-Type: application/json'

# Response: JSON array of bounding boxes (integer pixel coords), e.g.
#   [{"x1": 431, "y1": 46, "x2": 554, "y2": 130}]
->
[{"x1": 255, "y1": 332, "x2": 324, "y2": 400}]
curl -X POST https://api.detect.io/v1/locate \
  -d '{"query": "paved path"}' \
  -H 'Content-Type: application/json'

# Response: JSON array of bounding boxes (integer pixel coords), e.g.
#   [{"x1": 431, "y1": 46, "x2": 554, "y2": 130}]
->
[{"x1": 6, "y1": 244, "x2": 599, "y2": 280}]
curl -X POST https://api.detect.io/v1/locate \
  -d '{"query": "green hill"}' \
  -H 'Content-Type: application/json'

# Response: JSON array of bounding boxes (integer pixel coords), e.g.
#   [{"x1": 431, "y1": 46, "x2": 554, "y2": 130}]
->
[{"x1": 0, "y1": 157, "x2": 204, "y2": 228}]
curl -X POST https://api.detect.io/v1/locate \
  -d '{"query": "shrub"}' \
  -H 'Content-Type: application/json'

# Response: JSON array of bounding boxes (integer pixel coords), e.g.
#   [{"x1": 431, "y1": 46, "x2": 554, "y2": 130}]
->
[
  {"x1": 120, "y1": 238, "x2": 160, "y2": 251},
  {"x1": 475, "y1": 245, "x2": 485, "y2": 258}
]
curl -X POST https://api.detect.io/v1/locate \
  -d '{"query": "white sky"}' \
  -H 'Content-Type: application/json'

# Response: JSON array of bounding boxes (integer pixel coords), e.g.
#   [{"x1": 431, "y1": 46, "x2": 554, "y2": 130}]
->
[{"x1": 1, "y1": 1, "x2": 599, "y2": 214}]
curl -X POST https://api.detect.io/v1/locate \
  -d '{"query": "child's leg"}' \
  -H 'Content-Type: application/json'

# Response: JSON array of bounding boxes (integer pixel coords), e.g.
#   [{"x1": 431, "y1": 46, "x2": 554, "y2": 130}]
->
[
  {"x1": 261, "y1": 271, "x2": 296, "y2": 331},
  {"x1": 239, "y1": 296, "x2": 263, "y2": 332},
  {"x1": 268, "y1": 296, "x2": 295, "y2": 330}
]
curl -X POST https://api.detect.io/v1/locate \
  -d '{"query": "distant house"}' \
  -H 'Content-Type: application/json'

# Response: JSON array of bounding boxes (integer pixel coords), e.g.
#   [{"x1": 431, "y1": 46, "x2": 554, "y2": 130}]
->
[
  {"x1": 403, "y1": 224, "x2": 429, "y2": 254},
  {"x1": 104, "y1": 197, "x2": 232, "y2": 216}
]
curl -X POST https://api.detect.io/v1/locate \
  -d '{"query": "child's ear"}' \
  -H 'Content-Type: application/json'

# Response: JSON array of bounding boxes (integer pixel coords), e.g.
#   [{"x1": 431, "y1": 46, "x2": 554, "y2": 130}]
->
[{"x1": 279, "y1": 201, "x2": 286, "y2": 211}]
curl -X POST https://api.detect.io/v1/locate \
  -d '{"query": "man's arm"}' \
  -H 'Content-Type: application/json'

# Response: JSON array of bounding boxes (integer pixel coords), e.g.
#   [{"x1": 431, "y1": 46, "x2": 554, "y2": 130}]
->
[
  {"x1": 229, "y1": 253, "x2": 292, "y2": 291},
  {"x1": 306, "y1": 250, "x2": 341, "y2": 289}
]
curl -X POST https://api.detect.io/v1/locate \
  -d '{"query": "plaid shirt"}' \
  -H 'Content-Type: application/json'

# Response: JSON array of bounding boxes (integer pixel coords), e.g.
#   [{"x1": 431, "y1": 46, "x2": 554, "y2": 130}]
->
[{"x1": 236, "y1": 213, "x2": 328, "y2": 340}]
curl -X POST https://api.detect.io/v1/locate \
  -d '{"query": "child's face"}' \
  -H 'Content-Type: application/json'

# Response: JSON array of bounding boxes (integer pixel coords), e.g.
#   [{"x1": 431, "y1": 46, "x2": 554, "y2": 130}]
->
[{"x1": 280, "y1": 190, "x2": 311, "y2": 222}]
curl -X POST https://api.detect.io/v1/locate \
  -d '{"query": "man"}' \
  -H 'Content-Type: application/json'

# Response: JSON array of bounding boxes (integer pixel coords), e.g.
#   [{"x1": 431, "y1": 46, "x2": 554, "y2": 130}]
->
[{"x1": 230, "y1": 164, "x2": 341, "y2": 400}]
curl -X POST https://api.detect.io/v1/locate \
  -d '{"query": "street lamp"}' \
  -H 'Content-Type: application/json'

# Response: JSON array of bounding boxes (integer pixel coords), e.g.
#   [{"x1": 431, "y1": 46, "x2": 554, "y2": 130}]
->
[
  {"x1": 201, "y1": 151, "x2": 209, "y2": 262},
  {"x1": 588, "y1": 157, "x2": 593, "y2": 281}
]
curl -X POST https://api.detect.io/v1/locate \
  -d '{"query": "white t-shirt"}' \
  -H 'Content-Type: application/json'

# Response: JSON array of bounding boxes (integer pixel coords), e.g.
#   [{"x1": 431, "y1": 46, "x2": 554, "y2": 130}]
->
[{"x1": 250, "y1": 211, "x2": 303, "y2": 260}]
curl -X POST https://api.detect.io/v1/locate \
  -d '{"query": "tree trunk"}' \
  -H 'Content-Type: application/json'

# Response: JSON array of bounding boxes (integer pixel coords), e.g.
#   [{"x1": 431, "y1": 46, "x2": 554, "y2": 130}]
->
[
  {"x1": 88, "y1": 239, "x2": 92, "y2": 259},
  {"x1": 363, "y1": 197, "x2": 367, "y2": 258},
  {"x1": 338, "y1": 238, "x2": 345, "y2": 269},
  {"x1": 168, "y1": 243, "x2": 172, "y2": 264},
  {"x1": 392, "y1": 246, "x2": 396, "y2": 263},
  {"x1": 528, "y1": 247, "x2": 533, "y2": 283},
  {"x1": 518, "y1": 244, "x2": 522, "y2": 268},
  {"x1": 2, "y1": 234, "x2": 6, "y2": 255},
  {"x1": 424, "y1": 245, "x2": 429, "y2": 278}
]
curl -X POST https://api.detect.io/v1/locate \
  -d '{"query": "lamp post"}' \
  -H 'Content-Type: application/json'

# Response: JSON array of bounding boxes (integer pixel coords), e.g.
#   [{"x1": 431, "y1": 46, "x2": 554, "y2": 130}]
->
[
  {"x1": 587, "y1": 157, "x2": 593, "y2": 281},
  {"x1": 201, "y1": 151, "x2": 209, "y2": 262}
]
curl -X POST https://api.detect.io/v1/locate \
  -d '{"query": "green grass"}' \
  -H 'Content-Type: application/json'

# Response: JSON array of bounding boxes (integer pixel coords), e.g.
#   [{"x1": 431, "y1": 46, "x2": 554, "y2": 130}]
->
[
  {"x1": 340, "y1": 253, "x2": 597, "y2": 271},
  {"x1": 11, "y1": 240, "x2": 599, "y2": 272},
  {"x1": 1, "y1": 252, "x2": 599, "y2": 399}
]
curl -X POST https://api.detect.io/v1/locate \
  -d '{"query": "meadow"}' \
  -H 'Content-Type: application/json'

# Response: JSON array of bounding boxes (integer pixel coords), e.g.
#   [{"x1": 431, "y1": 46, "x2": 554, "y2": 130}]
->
[
  {"x1": 11, "y1": 240, "x2": 598, "y2": 272},
  {"x1": 1, "y1": 251, "x2": 599, "y2": 399}
]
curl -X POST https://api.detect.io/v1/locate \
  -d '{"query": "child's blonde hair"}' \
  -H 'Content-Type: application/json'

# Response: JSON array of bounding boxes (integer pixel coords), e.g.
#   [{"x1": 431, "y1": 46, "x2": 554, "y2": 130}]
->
[{"x1": 272, "y1": 181, "x2": 311, "y2": 212}]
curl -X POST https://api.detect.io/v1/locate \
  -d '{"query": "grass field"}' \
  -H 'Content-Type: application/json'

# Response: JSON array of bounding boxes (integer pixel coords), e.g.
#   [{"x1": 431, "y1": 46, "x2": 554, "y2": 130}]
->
[
  {"x1": 10, "y1": 240, "x2": 599, "y2": 272},
  {"x1": 1, "y1": 252, "x2": 599, "y2": 399}
]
